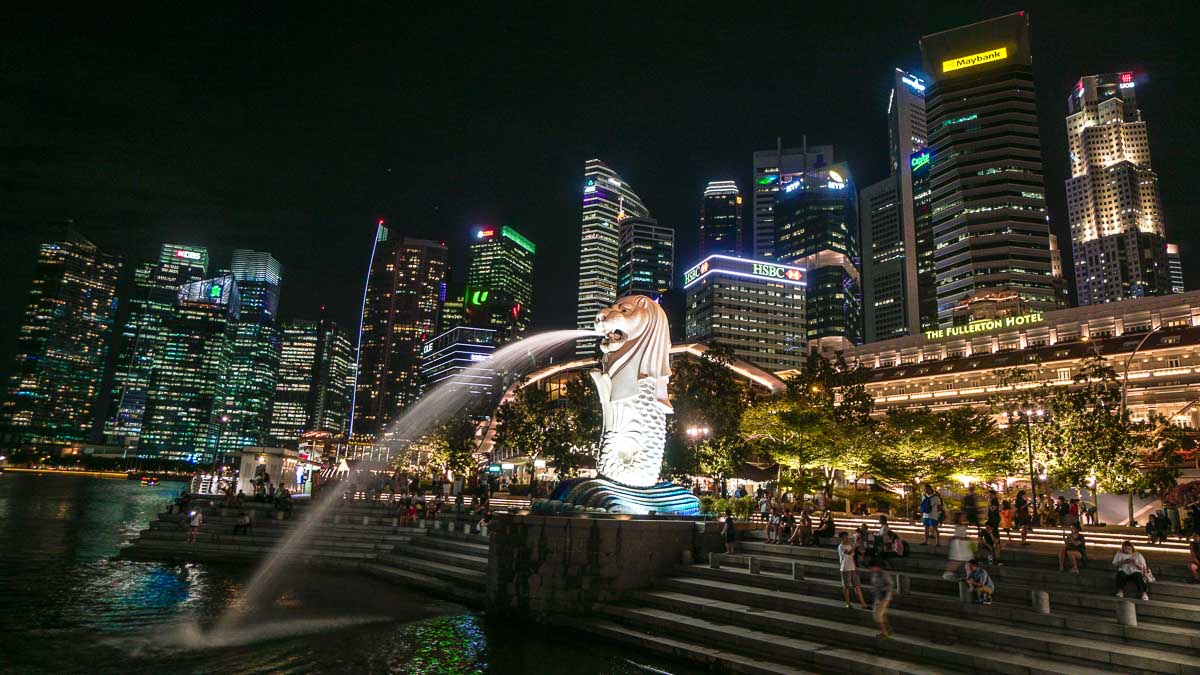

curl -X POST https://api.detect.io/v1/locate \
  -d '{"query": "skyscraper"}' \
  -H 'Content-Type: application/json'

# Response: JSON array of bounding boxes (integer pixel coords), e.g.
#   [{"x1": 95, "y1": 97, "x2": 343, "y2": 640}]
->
[
  {"x1": 106, "y1": 244, "x2": 208, "y2": 447},
  {"x1": 751, "y1": 141, "x2": 834, "y2": 260},
  {"x1": 699, "y1": 181, "x2": 742, "y2": 258},
  {"x1": 139, "y1": 275, "x2": 240, "y2": 463},
  {"x1": 920, "y1": 12, "x2": 1064, "y2": 326},
  {"x1": 774, "y1": 163, "x2": 862, "y2": 353},
  {"x1": 353, "y1": 226, "x2": 447, "y2": 440},
  {"x1": 466, "y1": 224, "x2": 535, "y2": 344},
  {"x1": 0, "y1": 230, "x2": 121, "y2": 448},
  {"x1": 437, "y1": 282, "x2": 468, "y2": 334},
  {"x1": 219, "y1": 250, "x2": 282, "y2": 456},
  {"x1": 576, "y1": 159, "x2": 649, "y2": 355},
  {"x1": 862, "y1": 69, "x2": 932, "y2": 342},
  {"x1": 1167, "y1": 244, "x2": 1185, "y2": 294},
  {"x1": 419, "y1": 325, "x2": 497, "y2": 400},
  {"x1": 617, "y1": 216, "x2": 674, "y2": 299},
  {"x1": 269, "y1": 318, "x2": 353, "y2": 445},
  {"x1": 1066, "y1": 72, "x2": 1174, "y2": 304}
]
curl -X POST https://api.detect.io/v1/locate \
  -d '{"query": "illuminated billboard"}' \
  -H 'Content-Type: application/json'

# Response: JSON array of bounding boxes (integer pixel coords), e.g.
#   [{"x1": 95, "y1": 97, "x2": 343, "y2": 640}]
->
[
  {"x1": 942, "y1": 46, "x2": 1008, "y2": 73},
  {"x1": 178, "y1": 275, "x2": 238, "y2": 309},
  {"x1": 683, "y1": 255, "x2": 805, "y2": 289},
  {"x1": 922, "y1": 312, "x2": 1044, "y2": 340}
]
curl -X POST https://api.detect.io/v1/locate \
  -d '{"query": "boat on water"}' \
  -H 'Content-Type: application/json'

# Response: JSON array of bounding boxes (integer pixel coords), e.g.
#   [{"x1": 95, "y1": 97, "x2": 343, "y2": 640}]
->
[{"x1": 139, "y1": 475, "x2": 159, "y2": 486}]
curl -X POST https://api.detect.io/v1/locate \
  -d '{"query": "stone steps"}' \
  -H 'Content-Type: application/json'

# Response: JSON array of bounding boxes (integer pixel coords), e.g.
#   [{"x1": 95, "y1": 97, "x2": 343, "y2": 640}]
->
[
  {"x1": 134, "y1": 529, "x2": 412, "y2": 554},
  {"x1": 675, "y1": 564, "x2": 1200, "y2": 651},
  {"x1": 573, "y1": 619, "x2": 818, "y2": 674},
  {"x1": 121, "y1": 539, "x2": 377, "y2": 563},
  {"x1": 374, "y1": 552, "x2": 487, "y2": 590},
  {"x1": 358, "y1": 562, "x2": 485, "y2": 607},
  {"x1": 650, "y1": 576, "x2": 1198, "y2": 673},
  {"x1": 399, "y1": 542, "x2": 489, "y2": 572},
  {"x1": 596, "y1": 604, "x2": 974, "y2": 675}
]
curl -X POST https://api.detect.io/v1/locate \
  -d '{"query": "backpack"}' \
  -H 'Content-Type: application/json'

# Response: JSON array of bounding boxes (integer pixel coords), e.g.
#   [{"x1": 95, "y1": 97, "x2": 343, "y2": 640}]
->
[{"x1": 919, "y1": 495, "x2": 931, "y2": 514}]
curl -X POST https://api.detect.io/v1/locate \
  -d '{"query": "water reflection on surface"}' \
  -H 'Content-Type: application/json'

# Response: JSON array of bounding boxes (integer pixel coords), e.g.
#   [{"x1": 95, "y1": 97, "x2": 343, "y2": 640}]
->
[{"x1": 0, "y1": 474, "x2": 696, "y2": 674}]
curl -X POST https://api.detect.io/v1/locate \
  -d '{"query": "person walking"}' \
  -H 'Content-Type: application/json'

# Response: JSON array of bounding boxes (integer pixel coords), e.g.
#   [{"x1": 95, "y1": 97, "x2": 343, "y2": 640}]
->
[
  {"x1": 187, "y1": 509, "x2": 203, "y2": 544},
  {"x1": 721, "y1": 508, "x2": 736, "y2": 555},
  {"x1": 943, "y1": 514, "x2": 972, "y2": 580},
  {"x1": 867, "y1": 559, "x2": 893, "y2": 638},
  {"x1": 963, "y1": 485, "x2": 980, "y2": 527},
  {"x1": 838, "y1": 532, "x2": 870, "y2": 609},
  {"x1": 986, "y1": 489, "x2": 1001, "y2": 531},
  {"x1": 1015, "y1": 490, "x2": 1032, "y2": 545},
  {"x1": 919, "y1": 484, "x2": 943, "y2": 548},
  {"x1": 999, "y1": 500, "x2": 1015, "y2": 543},
  {"x1": 1113, "y1": 540, "x2": 1152, "y2": 600}
]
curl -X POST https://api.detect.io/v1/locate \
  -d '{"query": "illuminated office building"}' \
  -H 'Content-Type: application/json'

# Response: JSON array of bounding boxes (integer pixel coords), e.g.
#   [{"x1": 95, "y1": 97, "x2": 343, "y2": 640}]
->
[
  {"x1": 419, "y1": 325, "x2": 497, "y2": 399},
  {"x1": 699, "y1": 180, "x2": 742, "y2": 258},
  {"x1": 576, "y1": 159, "x2": 649, "y2": 355},
  {"x1": 1167, "y1": 244, "x2": 1184, "y2": 294},
  {"x1": 106, "y1": 243, "x2": 209, "y2": 447},
  {"x1": 683, "y1": 255, "x2": 807, "y2": 370},
  {"x1": 1067, "y1": 72, "x2": 1177, "y2": 304},
  {"x1": 437, "y1": 282, "x2": 467, "y2": 333},
  {"x1": 751, "y1": 141, "x2": 833, "y2": 260},
  {"x1": 920, "y1": 12, "x2": 1064, "y2": 326},
  {"x1": 466, "y1": 225, "x2": 535, "y2": 344},
  {"x1": 139, "y1": 276, "x2": 240, "y2": 463},
  {"x1": 617, "y1": 216, "x2": 674, "y2": 300},
  {"x1": 218, "y1": 250, "x2": 282, "y2": 456},
  {"x1": 270, "y1": 318, "x2": 353, "y2": 445},
  {"x1": 352, "y1": 225, "x2": 447, "y2": 439},
  {"x1": 0, "y1": 230, "x2": 121, "y2": 448},
  {"x1": 862, "y1": 69, "x2": 932, "y2": 342},
  {"x1": 774, "y1": 163, "x2": 863, "y2": 353}
]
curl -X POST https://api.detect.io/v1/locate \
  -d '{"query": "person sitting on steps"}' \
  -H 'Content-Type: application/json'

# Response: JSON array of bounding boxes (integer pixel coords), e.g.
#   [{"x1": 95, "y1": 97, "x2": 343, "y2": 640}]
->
[
  {"x1": 1059, "y1": 522, "x2": 1087, "y2": 574},
  {"x1": 232, "y1": 511, "x2": 251, "y2": 535},
  {"x1": 1113, "y1": 540, "x2": 1152, "y2": 600},
  {"x1": 964, "y1": 559, "x2": 995, "y2": 605},
  {"x1": 1187, "y1": 530, "x2": 1200, "y2": 584}
]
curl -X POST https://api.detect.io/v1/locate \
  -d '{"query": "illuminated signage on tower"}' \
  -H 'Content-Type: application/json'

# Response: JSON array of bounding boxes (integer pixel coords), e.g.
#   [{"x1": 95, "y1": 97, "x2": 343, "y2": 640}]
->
[
  {"x1": 683, "y1": 255, "x2": 805, "y2": 289},
  {"x1": 942, "y1": 46, "x2": 1008, "y2": 73},
  {"x1": 922, "y1": 312, "x2": 1044, "y2": 340},
  {"x1": 174, "y1": 249, "x2": 202, "y2": 261},
  {"x1": 910, "y1": 151, "x2": 931, "y2": 171}
]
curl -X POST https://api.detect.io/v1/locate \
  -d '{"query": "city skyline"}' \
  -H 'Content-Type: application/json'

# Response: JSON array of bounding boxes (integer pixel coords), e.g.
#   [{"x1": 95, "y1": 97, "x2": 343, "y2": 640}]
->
[{"x1": 2, "y1": 4, "x2": 1198, "y2": 380}]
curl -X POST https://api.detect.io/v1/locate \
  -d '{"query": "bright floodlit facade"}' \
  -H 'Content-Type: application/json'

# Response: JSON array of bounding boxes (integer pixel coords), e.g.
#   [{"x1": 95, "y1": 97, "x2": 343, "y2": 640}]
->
[
  {"x1": 684, "y1": 254, "x2": 807, "y2": 371},
  {"x1": 699, "y1": 180, "x2": 742, "y2": 258}
]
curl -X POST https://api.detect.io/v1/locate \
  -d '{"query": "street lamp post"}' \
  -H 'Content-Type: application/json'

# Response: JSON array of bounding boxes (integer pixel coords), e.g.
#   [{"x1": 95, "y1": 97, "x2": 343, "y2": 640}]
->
[
  {"x1": 685, "y1": 424, "x2": 713, "y2": 494},
  {"x1": 1015, "y1": 407, "x2": 1044, "y2": 525},
  {"x1": 1120, "y1": 324, "x2": 1162, "y2": 418}
]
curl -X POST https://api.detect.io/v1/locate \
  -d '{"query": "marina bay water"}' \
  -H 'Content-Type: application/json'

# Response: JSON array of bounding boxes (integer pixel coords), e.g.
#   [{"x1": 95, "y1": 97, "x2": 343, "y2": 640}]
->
[{"x1": 0, "y1": 472, "x2": 696, "y2": 674}]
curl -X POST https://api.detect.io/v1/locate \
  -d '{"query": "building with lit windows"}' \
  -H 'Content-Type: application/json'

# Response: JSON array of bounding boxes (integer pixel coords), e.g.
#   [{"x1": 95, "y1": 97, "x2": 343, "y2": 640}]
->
[
  {"x1": 862, "y1": 69, "x2": 931, "y2": 342},
  {"x1": 139, "y1": 275, "x2": 240, "y2": 463},
  {"x1": 1167, "y1": 244, "x2": 1184, "y2": 294},
  {"x1": 106, "y1": 243, "x2": 209, "y2": 447},
  {"x1": 0, "y1": 229, "x2": 121, "y2": 448},
  {"x1": 751, "y1": 142, "x2": 833, "y2": 260},
  {"x1": 576, "y1": 159, "x2": 650, "y2": 355},
  {"x1": 920, "y1": 13, "x2": 1064, "y2": 326},
  {"x1": 1067, "y1": 72, "x2": 1179, "y2": 305},
  {"x1": 437, "y1": 282, "x2": 467, "y2": 333},
  {"x1": 419, "y1": 325, "x2": 497, "y2": 399},
  {"x1": 466, "y1": 225, "x2": 535, "y2": 344},
  {"x1": 219, "y1": 250, "x2": 282, "y2": 456},
  {"x1": 683, "y1": 255, "x2": 807, "y2": 371},
  {"x1": 774, "y1": 163, "x2": 862, "y2": 353},
  {"x1": 270, "y1": 318, "x2": 353, "y2": 445},
  {"x1": 840, "y1": 291, "x2": 1200, "y2": 432},
  {"x1": 699, "y1": 180, "x2": 742, "y2": 258},
  {"x1": 617, "y1": 216, "x2": 674, "y2": 300},
  {"x1": 352, "y1": 226, "x2": 447, "y2": 439}
]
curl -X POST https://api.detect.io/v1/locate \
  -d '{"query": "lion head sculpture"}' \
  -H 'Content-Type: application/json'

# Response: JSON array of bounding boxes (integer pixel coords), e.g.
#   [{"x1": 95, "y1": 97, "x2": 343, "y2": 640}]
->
[{"x1": 593, "y1": 295, "x2": 672, "y2": 405}]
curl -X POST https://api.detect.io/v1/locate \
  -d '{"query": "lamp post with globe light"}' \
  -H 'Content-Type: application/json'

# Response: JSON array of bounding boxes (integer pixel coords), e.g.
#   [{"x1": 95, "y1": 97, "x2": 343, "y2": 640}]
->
[{"x1": 1009, "y1": 406, "x2": 1045, "y2": 525}]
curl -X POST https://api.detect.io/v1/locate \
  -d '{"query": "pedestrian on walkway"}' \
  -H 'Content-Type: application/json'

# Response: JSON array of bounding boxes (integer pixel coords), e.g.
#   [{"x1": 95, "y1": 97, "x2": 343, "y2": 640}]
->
[
  {"x1": 920, "y1": 484, "x2": 943, "y2": 548},
  {"x1": 1015, "y1": 490, "x2": 1032, "y2": 544},
  {"x1": 964, "y1": 559, "x2": 995, "y2": 605},
  {"x1": 963, "y1": 485, "x2": 980, "y2": 527},
  {"x1": 187, "y1": 509, "x2": 203, "y2": 543},
  {"x1": 867, "y1": 559, "x2": 893, "y2": 638},
  {"x1": 999, "y1": 500, "x2": 1015, "y2": 543},
  {"x1": 1187, "y1": 530, "x2": 1199, "y2": 584},
  {"x1": 1113, "y1": 540, "x2": 1152, "y2": 600},
  {"x1": 838, "y1": 532, "x2": 870, "y2": 609},
  {"x1": 722, "y1": 509, "x2": 736, "y2": 554},
  {"x1": 943, "y1": 514, "x2": 972, "y2": 580}
]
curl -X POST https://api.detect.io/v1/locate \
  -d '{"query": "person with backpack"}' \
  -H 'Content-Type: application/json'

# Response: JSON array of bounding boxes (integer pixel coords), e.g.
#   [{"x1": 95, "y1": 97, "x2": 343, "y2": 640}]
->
[
  {"x1": 920, "y1": 484, "x2": 943, "y2": 548},
  {"x1": 1015, "y1": 490, "x2": 1032, "y2": 545}
]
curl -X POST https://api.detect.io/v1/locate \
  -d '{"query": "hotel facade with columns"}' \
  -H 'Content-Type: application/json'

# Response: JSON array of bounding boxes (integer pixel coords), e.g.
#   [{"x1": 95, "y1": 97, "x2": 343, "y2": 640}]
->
[{"x1": 836, "y1": 291, "x2": 1200, "y2": 428}]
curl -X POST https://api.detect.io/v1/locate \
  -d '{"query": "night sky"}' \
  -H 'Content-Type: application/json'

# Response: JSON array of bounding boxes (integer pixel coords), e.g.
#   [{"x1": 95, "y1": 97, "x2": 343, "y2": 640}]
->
[{"x1": 2, "y1": 2, "x2": 1197, "y2": 375}]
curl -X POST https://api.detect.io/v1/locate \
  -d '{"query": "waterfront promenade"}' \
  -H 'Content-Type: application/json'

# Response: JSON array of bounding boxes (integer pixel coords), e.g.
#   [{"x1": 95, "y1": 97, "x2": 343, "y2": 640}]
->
[{"x1": 124, "y1": 493, "x2": 1200, "y2": 674}]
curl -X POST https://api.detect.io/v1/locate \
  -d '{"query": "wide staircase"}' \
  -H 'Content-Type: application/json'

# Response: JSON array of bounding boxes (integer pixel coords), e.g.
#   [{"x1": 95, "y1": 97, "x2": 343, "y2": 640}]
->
[
  {"x1": 122, "y1": 498, "x2": 491, "y2": 607},
  {"x1": 578, "y1": 523, "x2": 1200, "y2": 675}
]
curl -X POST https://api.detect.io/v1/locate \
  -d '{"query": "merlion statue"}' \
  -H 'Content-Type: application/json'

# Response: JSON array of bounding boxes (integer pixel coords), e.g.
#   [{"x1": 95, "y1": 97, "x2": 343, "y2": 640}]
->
[
  {"x1": 592, "y1": 295, "x2": 673, "y2": 486},
  {"x1": 539, "y1": 295, "x2": 700, "y2": 515}
]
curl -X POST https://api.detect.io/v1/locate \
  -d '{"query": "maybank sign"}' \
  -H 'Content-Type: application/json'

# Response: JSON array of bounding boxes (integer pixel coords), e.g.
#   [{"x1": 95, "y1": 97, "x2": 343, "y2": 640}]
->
[
  {"x1": 923, "y1": 312, "x2": 1043, "y2": 340},
  {"x1": 942, "y1": 46, "x2": 1008, "y2": 73}
]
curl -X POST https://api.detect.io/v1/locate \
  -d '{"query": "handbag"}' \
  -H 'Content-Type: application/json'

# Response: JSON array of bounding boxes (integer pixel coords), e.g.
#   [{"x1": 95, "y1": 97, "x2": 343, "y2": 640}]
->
[{"x1": 1144, "y1": 569, "x2": 1156, "y2": 583}]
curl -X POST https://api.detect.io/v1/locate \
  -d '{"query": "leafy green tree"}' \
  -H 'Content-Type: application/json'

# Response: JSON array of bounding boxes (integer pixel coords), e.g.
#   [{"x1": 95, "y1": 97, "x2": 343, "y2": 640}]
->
[
  {"x1": 667, "y1": 344, "x2": 749, "y2": 489},
  {"x1": 414, "y1": 417, "x2": 479, "y2": 478},
  {"x1": 493, "y1": 374, "x2": 603, "y2": 485}
]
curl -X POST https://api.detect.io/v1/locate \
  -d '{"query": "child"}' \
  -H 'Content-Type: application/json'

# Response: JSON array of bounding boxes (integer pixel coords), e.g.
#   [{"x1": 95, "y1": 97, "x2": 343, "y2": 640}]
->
[
  {"x1": 867, "y1": 558, "x2": 893, "y2": 638},
  {"x1": 964, "y1": 559, "x2": 995, "y2": 605},
  {"x1": 999, "y1": 500, "x2": 1014, "y2": 543}
]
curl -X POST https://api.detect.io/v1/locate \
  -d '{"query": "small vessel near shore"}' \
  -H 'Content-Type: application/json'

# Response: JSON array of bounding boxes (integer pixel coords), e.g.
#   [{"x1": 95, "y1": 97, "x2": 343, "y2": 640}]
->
[{"x1": 140, "y1": 475, "x2": 159, "y2": 486}]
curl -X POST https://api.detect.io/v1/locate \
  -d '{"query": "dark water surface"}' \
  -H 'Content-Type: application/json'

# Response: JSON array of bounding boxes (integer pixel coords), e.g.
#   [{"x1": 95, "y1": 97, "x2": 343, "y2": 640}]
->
[{"x1": 0, "y1": 473, "x2": 695, "y2": 674}]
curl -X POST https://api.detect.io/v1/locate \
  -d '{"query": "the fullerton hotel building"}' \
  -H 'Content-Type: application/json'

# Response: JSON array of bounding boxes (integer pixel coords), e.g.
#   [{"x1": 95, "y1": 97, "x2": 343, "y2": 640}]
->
[{"x1": 836, "y1": 291, "x2": 1200, "y2": 428}]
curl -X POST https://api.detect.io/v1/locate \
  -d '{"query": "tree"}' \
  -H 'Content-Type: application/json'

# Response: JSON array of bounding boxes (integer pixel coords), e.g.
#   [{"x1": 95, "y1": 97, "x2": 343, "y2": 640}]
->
[
  {"x1": 493, "y1": 374, "x2": 601, "y2": 486},
  {"x1": 414, "y1": 417, "x2": 478, "y2": 479},
  {"x1": 667, "y1": 344, "x2": 750, "y2": 490}
]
